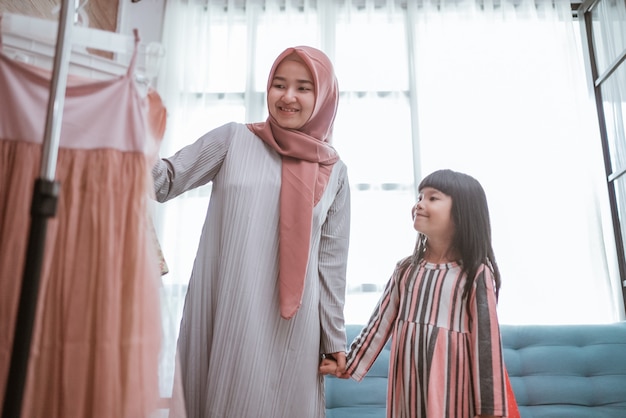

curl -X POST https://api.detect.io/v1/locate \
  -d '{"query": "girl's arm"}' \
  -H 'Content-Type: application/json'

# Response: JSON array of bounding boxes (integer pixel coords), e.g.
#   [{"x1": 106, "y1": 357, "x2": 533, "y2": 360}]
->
[
  {"x1": 470, "y1": 264, "x2": 507, "y2": 418},
  {"x1": 345, "y1": 260, "x2": 405, "y2": 381},
  {"x1": 152, "y1": 122, "x2": 236, "y2": 202},
  {"x1": 318, "y1": 164, "x2": 351, "y2": 361}
]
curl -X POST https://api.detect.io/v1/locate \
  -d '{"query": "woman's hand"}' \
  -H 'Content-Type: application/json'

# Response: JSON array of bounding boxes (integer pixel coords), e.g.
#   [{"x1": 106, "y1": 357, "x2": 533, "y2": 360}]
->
[
  {"x1": 319, "y1": 357, "x2": 338, "y2": 375},
  {"x1": 329, "y1": 351, "x2": 346, "y2": 376}
]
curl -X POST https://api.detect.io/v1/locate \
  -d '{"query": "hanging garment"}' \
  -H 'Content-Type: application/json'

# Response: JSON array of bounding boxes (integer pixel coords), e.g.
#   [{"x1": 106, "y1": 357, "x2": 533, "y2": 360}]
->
[{"x1": 0, "y1": 30, "x2": 165, "y2": 418}]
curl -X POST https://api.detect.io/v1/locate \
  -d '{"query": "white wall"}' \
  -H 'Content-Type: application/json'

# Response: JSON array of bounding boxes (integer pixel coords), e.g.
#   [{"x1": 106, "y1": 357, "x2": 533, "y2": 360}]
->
[{"x1": 117, "y1": 0, "x2": 165, "y2": 44}]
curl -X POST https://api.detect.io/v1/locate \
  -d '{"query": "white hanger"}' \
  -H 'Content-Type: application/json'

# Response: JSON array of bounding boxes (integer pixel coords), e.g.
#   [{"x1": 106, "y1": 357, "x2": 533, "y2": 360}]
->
[{"x1": 0, "y1": 11, "x2": 164, "y2": 85}]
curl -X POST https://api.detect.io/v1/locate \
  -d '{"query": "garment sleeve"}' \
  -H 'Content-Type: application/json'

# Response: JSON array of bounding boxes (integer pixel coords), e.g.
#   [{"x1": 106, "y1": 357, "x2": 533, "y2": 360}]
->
[
  {"x1": 470, "y1": 264, "x2": 508, "y2": 417},
  {"x1": 344, "y1": 260, "x2": 405, "y2": 382},
  {"x1": 152, "y1": 122, "x2": 235, "y2": 202},
  {"x1": 318, "y1": 163, "x2": 351, "y2": 354}
]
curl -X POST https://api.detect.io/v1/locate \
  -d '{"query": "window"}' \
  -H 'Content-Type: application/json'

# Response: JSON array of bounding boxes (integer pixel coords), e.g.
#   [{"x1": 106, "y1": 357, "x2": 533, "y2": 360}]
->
[
  {"x1": 579, "y1": 0, "x2": 626, "y2": 307},
  {"x1": 153, "y1": 0, "x2": 621, "y2": 397}
]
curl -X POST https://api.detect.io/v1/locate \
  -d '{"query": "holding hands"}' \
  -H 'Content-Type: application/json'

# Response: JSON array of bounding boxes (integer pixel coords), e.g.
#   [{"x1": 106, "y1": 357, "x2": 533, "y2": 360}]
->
[{"x1": 319, "y1": 352, "x2": 350, "y2": 378}]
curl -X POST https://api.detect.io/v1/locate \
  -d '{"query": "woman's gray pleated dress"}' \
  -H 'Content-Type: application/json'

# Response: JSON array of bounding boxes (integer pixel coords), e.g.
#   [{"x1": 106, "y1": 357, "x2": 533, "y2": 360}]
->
[{"x1": 153, "y1": 122, "x2": 350, "y2": 418}]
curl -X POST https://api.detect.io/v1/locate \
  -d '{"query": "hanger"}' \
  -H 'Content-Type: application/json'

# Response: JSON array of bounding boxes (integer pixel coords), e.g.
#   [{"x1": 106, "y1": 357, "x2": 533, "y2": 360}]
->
[{"x1": 0, "y1": 11, "x2": 165, "y2": 86}]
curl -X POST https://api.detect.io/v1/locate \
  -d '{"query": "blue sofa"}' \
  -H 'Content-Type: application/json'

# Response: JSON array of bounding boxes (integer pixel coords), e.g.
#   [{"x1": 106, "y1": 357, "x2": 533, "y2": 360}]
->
[{"x1": 325, "y1": 322, "x2": 626, "y2": 418}]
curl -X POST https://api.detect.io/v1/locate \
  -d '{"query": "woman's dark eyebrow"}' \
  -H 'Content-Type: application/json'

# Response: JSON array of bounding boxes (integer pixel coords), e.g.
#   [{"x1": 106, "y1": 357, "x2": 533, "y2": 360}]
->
[{"x1": 272, "y1": 75, "x2": 313, "y2": 85}]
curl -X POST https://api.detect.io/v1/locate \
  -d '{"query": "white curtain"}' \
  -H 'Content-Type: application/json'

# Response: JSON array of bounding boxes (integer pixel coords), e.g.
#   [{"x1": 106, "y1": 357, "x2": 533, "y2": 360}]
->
[{"x1": 152, "y1": 0, "x2": 623, "y2": 397}]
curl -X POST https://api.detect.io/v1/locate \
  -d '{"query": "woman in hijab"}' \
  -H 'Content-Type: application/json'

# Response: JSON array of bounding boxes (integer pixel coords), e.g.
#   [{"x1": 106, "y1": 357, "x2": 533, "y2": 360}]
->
[{"x1": 152, "y1": 46, "x2": 350, "y2": 418}]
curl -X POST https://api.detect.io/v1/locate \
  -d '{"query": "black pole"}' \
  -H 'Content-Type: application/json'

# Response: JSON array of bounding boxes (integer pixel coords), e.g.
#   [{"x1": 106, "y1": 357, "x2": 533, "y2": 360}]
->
[
  {"x1": 1, "y1": 0, "x2": 73, "y2": 416},
  {"x1": 1, "y1": 180, "x2": 60, "y2": 418}
]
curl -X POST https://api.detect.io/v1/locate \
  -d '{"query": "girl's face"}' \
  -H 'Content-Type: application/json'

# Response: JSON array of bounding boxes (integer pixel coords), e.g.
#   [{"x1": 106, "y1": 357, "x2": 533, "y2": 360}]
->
[
  {"x1": 268, "y1": 57, "x2": 316, "y2": 130},
  {"x1": 412, "y1": 187, "x2": 455, "y2": 241}
]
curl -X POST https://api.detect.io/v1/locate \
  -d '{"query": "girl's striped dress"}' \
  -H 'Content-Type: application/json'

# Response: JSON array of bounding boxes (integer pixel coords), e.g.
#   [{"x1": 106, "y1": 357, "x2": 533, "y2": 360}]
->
[{"x1": 345, "y1": 259, "x2": 508, "y2": 418}]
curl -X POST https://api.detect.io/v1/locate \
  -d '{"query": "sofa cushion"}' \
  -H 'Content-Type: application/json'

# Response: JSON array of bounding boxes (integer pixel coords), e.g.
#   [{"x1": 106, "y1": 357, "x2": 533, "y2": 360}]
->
[
  {"x1": 325, "y1": 322, "x2": 626, "y2": 418},
  {"x1": 501, "y1": 322, "x2": 626, "y2": 418}
]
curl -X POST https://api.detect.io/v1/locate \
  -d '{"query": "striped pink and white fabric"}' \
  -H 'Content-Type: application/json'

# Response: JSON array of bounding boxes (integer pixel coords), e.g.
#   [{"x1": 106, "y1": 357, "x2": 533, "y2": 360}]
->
[{"x1": 346, "y1": 260, "x2": 508, "y2": 418}]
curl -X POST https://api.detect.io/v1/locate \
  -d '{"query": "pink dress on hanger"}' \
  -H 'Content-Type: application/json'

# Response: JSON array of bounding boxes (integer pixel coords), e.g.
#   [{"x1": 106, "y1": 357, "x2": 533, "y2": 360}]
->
[{"x1": 0, "y1": 30, "x2": 165, "y2": 418}]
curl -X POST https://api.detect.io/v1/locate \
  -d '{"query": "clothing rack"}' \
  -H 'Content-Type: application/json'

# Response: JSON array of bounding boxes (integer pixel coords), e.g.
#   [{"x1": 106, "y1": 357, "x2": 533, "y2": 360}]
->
[
  {"x1": 1, "y1": 11, "x2": 164, "y2": 85},
  {"x1": 0, "y1": 1, "x2": 157, "y2": 416},
  {"x1": 1, "y1": 1, "x2": 73, "y2": 416}
]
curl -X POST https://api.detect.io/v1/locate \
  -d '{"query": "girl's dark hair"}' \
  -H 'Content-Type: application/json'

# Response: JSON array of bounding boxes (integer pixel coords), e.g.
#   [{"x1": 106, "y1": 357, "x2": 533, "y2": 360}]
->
[{"x1": 408, "y1": 169, "x2": 501, "y2": 300}]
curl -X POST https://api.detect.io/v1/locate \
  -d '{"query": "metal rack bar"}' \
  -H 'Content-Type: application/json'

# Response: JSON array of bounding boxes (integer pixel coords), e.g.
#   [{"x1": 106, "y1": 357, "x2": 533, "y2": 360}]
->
[{"x1": 2, "y1": 0, "x2": 74, "y2": 416}]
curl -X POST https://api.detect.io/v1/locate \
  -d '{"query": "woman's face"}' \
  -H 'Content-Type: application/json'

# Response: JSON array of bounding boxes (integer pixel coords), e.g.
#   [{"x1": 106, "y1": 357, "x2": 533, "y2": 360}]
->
[{"x1": 267, "y1": 57, "x2": 316, "y2": 130}]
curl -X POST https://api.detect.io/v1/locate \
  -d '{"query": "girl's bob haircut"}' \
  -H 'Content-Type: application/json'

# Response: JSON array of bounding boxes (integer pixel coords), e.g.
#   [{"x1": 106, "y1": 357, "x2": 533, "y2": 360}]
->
[{"x1": 411, "y1": 169, "x2": 501, "y2": 299}]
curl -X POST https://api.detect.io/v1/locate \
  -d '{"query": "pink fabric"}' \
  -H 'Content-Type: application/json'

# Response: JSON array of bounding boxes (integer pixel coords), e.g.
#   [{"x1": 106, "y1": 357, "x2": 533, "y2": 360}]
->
[
  {"x1": 0, "y1": 37, "x2": 165, "y2": 417},
  {"x1": 248, "y1": 46, "x2": 340, "y2": 319},
  {"x1": 0, "y1": 58, "x2": 153, "y2": 153}
]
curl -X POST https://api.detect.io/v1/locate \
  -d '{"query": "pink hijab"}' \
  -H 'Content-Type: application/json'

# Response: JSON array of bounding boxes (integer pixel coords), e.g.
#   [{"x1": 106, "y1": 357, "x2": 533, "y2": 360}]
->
[{"x1": 248, "y1": 46, "x2": 340, "y2": 319}]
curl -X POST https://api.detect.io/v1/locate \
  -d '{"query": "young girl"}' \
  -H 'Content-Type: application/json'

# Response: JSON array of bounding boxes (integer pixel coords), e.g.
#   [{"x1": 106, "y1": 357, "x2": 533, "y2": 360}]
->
[{"x1": 322, "y1": 169, "x2": 516, "y2": 418}]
